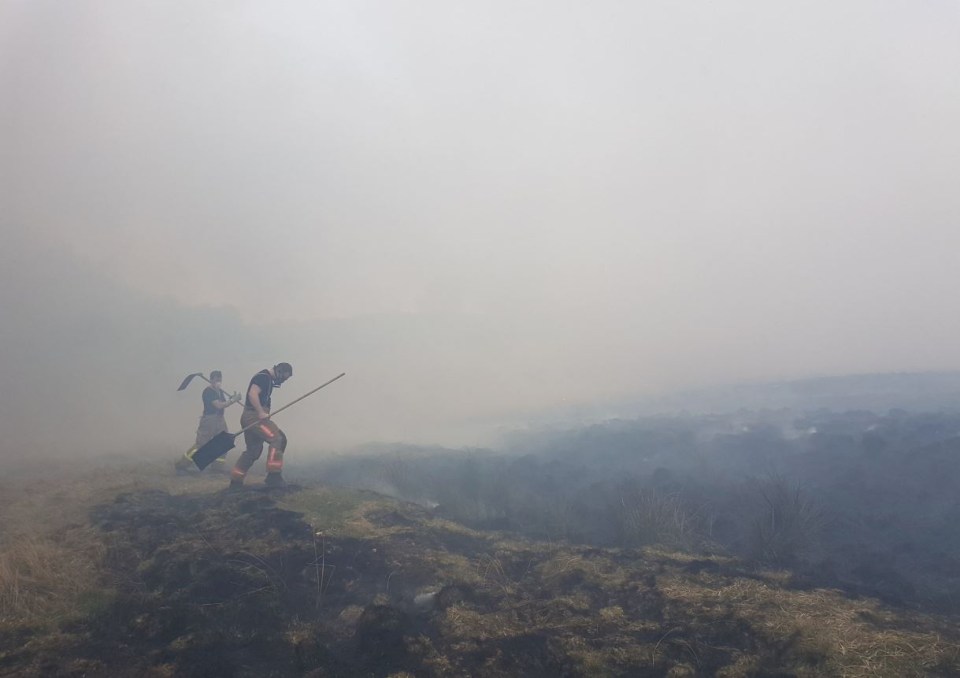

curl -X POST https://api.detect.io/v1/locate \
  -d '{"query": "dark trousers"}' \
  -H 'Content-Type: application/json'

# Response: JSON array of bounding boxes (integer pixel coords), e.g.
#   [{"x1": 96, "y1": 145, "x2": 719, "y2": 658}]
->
[{"x1": 231, "y1": 408, "x2": 287, "y2": 481}]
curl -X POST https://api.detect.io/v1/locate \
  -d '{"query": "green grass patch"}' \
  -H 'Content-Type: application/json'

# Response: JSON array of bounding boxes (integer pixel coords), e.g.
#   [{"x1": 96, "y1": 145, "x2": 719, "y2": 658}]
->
[{"x1": 278, "y1": 486, "x2": 388, "y2": 535}]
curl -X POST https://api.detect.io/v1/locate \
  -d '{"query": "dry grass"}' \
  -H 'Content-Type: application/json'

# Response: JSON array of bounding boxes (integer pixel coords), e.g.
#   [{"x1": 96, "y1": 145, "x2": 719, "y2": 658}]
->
[
  {"x1": 0, "y1": 460, "x2": 221, "y2": 627},
  {"x1": 0, "y1": 530, "x2": 107, "y2": 626},
  {"x1": 437, "y1": 537, "x2": 960, "y2": 677},
  {"x1": 4, "y1": 460, "x2": 960, "y2": 677},
  {"x1": 660, "y1": 572, "x2": 960, "y2": 677},
  {"x1": 537, "y1": 550, "x2": 634, "y2": 589}
]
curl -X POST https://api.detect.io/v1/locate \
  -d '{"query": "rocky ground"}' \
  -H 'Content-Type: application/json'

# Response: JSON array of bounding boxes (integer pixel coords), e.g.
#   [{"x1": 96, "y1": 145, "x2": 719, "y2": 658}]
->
[{"x1": 1, "y1": 463, "x2": 959, "y2": 677}]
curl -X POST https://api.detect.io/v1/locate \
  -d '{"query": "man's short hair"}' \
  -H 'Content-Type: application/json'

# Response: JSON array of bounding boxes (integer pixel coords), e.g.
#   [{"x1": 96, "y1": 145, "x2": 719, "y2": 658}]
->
[
  {"x1": 276, "y1": 362, "x2": 292, "y2": 376},
  {"x1": 210, "y1": 370, "x2": 222, "y2": 381}
]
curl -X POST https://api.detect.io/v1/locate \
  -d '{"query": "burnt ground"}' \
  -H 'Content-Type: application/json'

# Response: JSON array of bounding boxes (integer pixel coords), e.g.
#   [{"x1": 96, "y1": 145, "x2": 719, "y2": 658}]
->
[{"x1": 2, "y1": 483, "x2": 959, "y2": 677}]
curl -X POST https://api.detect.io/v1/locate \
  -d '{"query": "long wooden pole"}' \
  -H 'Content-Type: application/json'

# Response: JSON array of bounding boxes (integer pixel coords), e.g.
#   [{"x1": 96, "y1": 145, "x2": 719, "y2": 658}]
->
[{"x1": 236, "y1": 372, "x2": 346, "y2": 434}]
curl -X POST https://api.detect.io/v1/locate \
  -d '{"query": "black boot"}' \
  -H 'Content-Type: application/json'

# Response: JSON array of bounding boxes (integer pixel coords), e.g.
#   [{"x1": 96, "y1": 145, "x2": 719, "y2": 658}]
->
[{"x1": 265, "y1": 473, "x2": 285, "y2": 487}]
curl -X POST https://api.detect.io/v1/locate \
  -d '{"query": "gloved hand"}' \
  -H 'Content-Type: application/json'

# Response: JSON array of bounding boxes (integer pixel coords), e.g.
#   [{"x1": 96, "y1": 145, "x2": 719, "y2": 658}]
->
[{"x1": 229, "y1": 392, "x2": 242, "y2": 404}]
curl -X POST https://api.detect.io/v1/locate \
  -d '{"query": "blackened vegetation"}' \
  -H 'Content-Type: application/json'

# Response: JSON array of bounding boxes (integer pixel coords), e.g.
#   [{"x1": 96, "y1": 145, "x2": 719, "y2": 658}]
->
[
  {"x1": 83, "y1": 489, "x2": 435, "y2": 677},
  {"x1": 3, "y1": 475, "x2": 960, "y2": 676},
  {"x1": 316, "y1": 410, "x2": 960, "y2": 615},
  {"x1": 0, "y1": 486, "x2": 878, "y2": 677}
]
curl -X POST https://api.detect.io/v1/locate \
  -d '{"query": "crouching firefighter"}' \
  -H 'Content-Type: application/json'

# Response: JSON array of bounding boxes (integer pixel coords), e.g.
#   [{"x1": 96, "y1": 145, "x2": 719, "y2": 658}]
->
[
  {"x1": 230, "y1": 362, "x2": 293, "y2": 489},
  {"x1": 176, "y1": 371, "x2": 241, "y2": 473}
]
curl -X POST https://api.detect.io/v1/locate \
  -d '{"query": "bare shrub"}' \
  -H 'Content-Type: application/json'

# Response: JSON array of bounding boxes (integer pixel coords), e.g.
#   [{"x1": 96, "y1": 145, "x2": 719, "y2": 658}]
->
[
  {"x1": 619, "y1": 488, "x2": 698, "y2": 548},
  {"x1": 744, "y1": 475, "x2": 826, "y2": 564}
]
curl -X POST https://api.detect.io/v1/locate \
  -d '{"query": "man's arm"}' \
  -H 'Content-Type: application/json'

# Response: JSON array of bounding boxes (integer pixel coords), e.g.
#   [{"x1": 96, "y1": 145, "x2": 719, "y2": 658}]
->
[
  {"x1": 204, "y1": 388, "x2": 232, "y2": 411},
  {"x1": 213, "y1": 392, "x2": 238, "y2": 409},
  {"x1": 248, "y1": 384, "x2": 269, "y2": 419}
]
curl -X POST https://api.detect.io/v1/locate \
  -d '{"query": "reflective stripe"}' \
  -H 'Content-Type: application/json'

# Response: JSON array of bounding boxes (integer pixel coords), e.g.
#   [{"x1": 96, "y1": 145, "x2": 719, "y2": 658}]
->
[
  {"x1": 231, "y1": 467, "x2": 246, "y2": 479},
  {"x1": 259, "y1": 424, "x2": 274, "y2": 437},
  {"x1": 266, "y1": 448, "x2": 283, "y2": 471}
]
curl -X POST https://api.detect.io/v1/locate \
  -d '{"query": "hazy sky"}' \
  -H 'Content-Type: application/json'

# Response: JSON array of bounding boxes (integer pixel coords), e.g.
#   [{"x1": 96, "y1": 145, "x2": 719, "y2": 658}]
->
[{"x1": 2, "y1": 1, "x2": 960, "y2": 451}]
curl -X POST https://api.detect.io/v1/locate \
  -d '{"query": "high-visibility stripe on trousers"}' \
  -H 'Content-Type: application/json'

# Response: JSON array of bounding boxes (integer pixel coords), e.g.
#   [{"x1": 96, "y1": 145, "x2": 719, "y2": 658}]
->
[
  {"x1": 231, "y1": 408, "x2": 288, "y2": 480},
  {"x1": 266, "y1": 447, "x2": 283, "y2": 472}
]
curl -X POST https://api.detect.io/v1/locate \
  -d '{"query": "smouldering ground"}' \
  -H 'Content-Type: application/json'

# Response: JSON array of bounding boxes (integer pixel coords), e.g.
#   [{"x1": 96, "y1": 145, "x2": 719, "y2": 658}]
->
[{"x1": 1, "y1": 458, "x2": 959, "y2": 676}]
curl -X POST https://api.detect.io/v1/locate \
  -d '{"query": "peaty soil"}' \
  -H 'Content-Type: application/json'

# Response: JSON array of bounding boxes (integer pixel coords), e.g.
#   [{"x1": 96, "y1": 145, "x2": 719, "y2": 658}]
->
[{"x1": 2, "y1": 481, "x2": 959, "y2": 677}]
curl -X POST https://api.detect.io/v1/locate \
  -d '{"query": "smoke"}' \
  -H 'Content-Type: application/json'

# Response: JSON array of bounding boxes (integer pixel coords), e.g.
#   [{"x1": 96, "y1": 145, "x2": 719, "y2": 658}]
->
[
  {"x1": 3, "y1": 1, "x2": 960, "y2": 459},
  {"x1": 0, "y1": 235, "x2": 271, "y2": 457},
  {"x1": 0, "y1": 236, "x2": 587, "y2": 457}
]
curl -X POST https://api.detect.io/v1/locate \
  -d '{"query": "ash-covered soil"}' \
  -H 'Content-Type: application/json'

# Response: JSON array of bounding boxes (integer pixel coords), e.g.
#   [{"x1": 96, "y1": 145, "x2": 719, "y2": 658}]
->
[{"x1": 2, "y1": 482, "x2": 959, "y2": 677}]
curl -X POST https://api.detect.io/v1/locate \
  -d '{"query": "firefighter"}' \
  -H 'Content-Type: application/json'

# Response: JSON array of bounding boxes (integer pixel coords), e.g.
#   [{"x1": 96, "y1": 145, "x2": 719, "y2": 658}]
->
[
  {"x1": 230, "y1": 363, "x2": 293, "y2": 488},
  {"x1": 175, "y1": 371, "x2": 241, "y2": 473}
]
